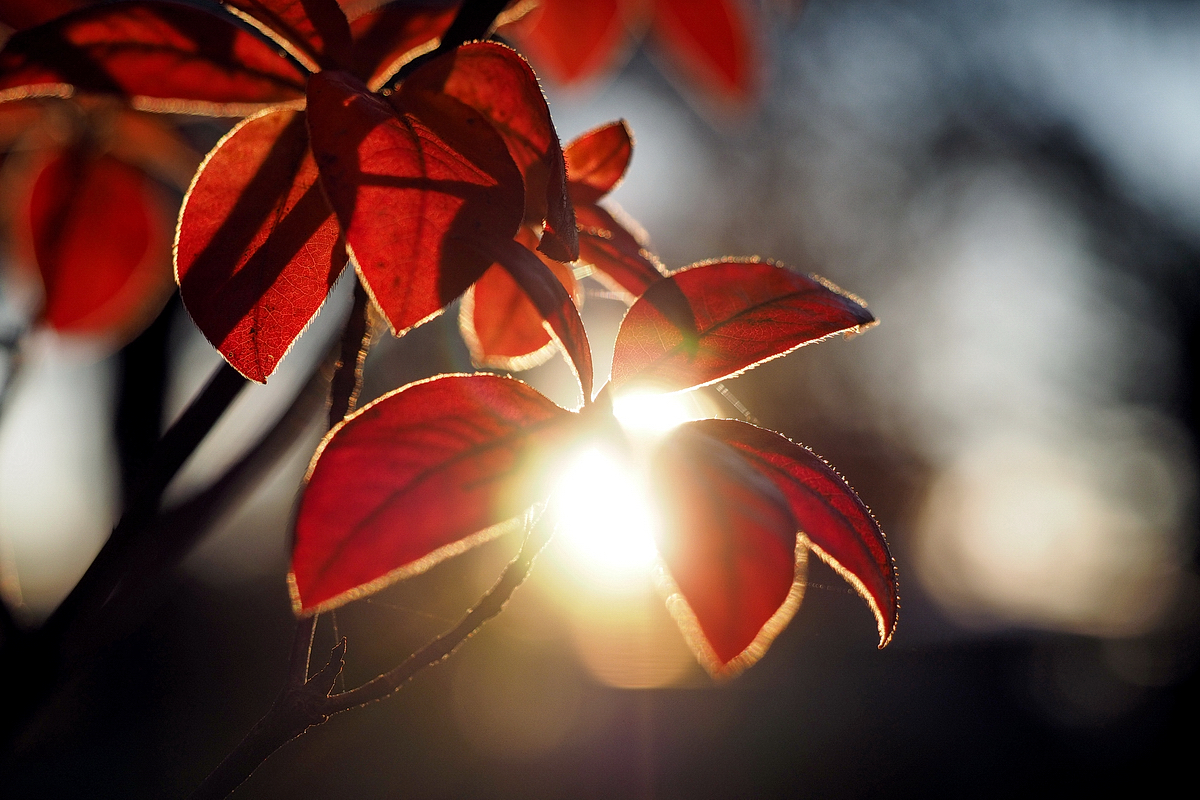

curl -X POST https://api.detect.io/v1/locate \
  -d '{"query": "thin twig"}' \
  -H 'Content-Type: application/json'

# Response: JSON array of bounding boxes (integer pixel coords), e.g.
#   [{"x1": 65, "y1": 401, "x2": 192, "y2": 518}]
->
[
  {"x1": 326, "y1": 511, "x2": 553, "y2": 713},
  {"x1": 189, "y1": 622, "x2": 345, "y2": 800},
  {"x1": 190, "y1": 512, "x2": 555, "y2": 798}
]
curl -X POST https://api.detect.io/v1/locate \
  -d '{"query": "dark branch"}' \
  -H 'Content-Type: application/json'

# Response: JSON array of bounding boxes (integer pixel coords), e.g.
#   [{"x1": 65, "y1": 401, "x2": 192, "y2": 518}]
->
[{"x1": 328, "y1": 280, "x2": 372, "y2": 427}]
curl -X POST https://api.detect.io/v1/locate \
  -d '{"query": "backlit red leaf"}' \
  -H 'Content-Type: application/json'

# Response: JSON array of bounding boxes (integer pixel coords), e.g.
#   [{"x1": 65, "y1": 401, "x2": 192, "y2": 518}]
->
[
  {"x1": 291, "y1": 373, "x2": 580, "y2": 613},
  {"x1": 224, "y1": 0, "x2": 353, "y2": 70},
  {"x1": 564, "y1": 119, "x2": 632, "y2": 205},
  {"x1": 652, "y1": 426, "x2": 803, "y2": 675},
  {"x1": 610, "y1": 259, "x2": 874, "y2": 393},
  {"x1": 306, "y1": 69, "x2": 523, "y2": 334},
  {"x1": 0, "y1": 2, "x2": 308, "y2": 112},
  {"x1": 399, "y1": 42, "x2": 578, "y2": 262},
  {"x1": 176, "y1": 108, "x2": 345, "y2": 382},
  {"x1": 509, "y1": 0, "x2": 628, "y2": 85},
  {"x1": 23, "y1": 147, "x2": 171, "y2": 336},
  {"x1": 348, "y1": 2, "x2": 456, "y2": 90},
  {"x1": 484, "y1": 237, "x2": 593, "y2": 405},
  {"x1": 461, "y1": 226, "x2": 581, "y2": 371},
  {"x1": 690, "y1": 418, "x2": 898, "y2": 647},
  {"x1": 650, "y1": 0, "x2": 758, "y2": 109},
  {"x1": 575, "y1": 203, "x2": 664, "y2": 300}
]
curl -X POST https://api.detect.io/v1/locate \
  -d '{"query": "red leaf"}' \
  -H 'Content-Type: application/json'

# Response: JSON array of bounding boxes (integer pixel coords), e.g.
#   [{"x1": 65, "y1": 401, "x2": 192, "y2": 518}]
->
[
  {"x1": 564, "y1": 119, "x2": 632, "y2": 205},
  {"x1": 176, "y1": 108, "x2": 345, "y2": 382},
  {"x1": 0, "y1": 2, "x2": 308, "y2": 112},
  {"x1": 0, "y1": 0, "x2": 89, "y2": 30},
  {"x1": 24, "y1": 147, "x2": 171, "y2": 336},
  {"x1": 509, "y1": 0, "x2": 629, "y2": 85},
  {"x1": 306, "y1": 69, "x2": 523, "y2": 334},
  {"x1": 650, "y1": 0, "x2": 759, "y2": 109},
  {"x1": 690, "y1": 419, "x2": 898, "y2": 647},
  {"x1": 485, "y1": 237, "x2": 593, "y2": 406},
  {"x1": 460, "y1": 226, "x2": 581, "y2": 371},
  {"x1": 291, "y1": 373, "x2": 580, "y2": 613},
  {"x1": 610, "y1": 259, "x2": 874, "y2": 393},
  {"x1": 652, "y1": 425, "x2": 803, "y2": 675},
  {"x1": 347, "y1": 2, "x2": 457, "y2": 90},
  {"x1": 399, "y1": 41, "x2": 578, "y2": 261},
  {"x1": 224, "y1": 0, "x2": 353, "y2": 70},
  {"x1": 575, "y1": 203, "x2": 664, "y2": 301}
]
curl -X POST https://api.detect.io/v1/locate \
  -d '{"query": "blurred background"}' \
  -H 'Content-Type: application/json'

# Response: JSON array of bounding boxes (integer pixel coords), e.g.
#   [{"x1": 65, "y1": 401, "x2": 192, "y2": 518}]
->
[{"x1": 2, "y1": 0, "x2": 1198, "y2": 795}]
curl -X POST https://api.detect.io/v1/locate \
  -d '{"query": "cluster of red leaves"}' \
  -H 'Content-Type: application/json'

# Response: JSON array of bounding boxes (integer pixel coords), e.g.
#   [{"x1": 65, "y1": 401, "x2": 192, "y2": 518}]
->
[
  {"x1": 507, "y1": 0, "x2": 761, "y2": 111},
  {"x1": 0, "y1": 0, "x2": 897, "y2": 676},
  {"x1": 293, "y1": 258, "x2": 898, "y2": 675},
  {"x1": 461, "y1": 118, "x2": 664, "y2": 369},
  {"x1": 0, "y1": 1, "x2": 198, "y2": 338}
]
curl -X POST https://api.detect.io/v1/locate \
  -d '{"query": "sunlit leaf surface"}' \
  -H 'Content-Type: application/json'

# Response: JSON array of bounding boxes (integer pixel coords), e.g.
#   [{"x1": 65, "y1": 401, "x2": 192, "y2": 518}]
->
[
  {"x1": 400, "y1": 41, "x2": 577, "y2": 261},
  {"x1": 690, "y1": 418, "x2": 899, "y2": 646},
  {"x1": 611, "y1": 259, "x2": 874, "y2": 393},
  {"x1": 291, "y1": 374, "x2": 581, "y2": 613},
  {"x1": 652, "y1": 426, "x2": 802, "y2": 673},
  {"x1": 307, "y1": 69, "x2": 523, "y2": 334},
  {"x1": 0, "y1": 2, "x2": 308, "y2": 111},
  {"x1": 176, "y1": 108, "x2": 345, "y2": 382}
]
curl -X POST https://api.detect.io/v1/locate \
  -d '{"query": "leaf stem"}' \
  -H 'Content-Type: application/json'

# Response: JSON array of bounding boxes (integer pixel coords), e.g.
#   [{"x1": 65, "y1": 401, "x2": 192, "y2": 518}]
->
[{"x1": 328, "y1": 279, "x2": 371, "y2": 427}]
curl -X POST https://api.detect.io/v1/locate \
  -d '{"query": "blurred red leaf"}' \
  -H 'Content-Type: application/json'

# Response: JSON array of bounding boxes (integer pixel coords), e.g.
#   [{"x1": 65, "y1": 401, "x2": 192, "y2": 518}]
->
[
  {"x1": 461, "y1": 226, "x2": 581, "y2": 372},
  {"x1": 0, "y1": 2, "x2": 308, "y2": 111},
  {"x1": 347, "y1": 1, "x2": 457, "y2": 89},
  {"x1": 610, "y1": 259, "x2": 874, "y2": 393},
  {"x1": 306, "y1": 69, "x2": 523, "y2": 334},
  {"x1": 509, "y1": 0, "x2": 761, "y2": 113},
  {"x1": 0, "y1": 0, "x2": 89, "y2": 30},
  {"x1": 225, "y1": 0, "x2": 353, "y2": 70},
  {"x1": 176, "y1": 108, "x2": 345, "y2": 382},
  {"x1": 650, "y1": 0, "x2": 758, "y2": 108},
  {"x1": 511, "y1": 0, "x2": 628, "y2": 85},
  {"x1": 399, "y1": 41, "x2": 577, "y2": 261},
  {"x1": 690, "y1": 418, "x2": 898, "y2": 647},
  {"x1": 652, "y1": 425, "x2": 802, "y2": 674},
  {"x1": 23, "y1": 147, "x2": 171, "y2": 335},
  {"x1": 291, "y1": 373, "x2": 581, "y2": 613},
  {"x1": 564, "y1": 119, "x2": 632, "y2": 205},
  {"x1": 485, "y1": 236, "x2": 593, "y2": 405}
]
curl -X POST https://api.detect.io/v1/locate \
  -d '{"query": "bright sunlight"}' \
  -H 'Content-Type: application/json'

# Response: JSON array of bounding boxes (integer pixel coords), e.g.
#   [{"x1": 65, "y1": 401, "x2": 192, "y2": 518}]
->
[{"x1": 551, "y1": 391, "x2": 720, "y2": 588}]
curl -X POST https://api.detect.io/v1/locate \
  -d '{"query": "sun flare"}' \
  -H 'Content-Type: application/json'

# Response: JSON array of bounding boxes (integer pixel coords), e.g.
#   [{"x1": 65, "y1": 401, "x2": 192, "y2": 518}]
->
[
  {"x1": 551, "y1": 390, "x2": 720, "y2": 587},
  {"x1": 552, "y1": 447, "x2": 660, "y2": 587}
]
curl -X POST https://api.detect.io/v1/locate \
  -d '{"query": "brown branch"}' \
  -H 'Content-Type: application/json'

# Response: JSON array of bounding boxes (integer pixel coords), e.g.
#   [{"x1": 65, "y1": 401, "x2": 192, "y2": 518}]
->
[
  {"x1": 75, "y1": 348, "x2": 337, "y2": 659},
  {"x1": 43, "y1": 363, "x2": 248, "y2": 647},
  {"x1": 188, "y1": 617, "x2": 344, "y2": 800}
]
